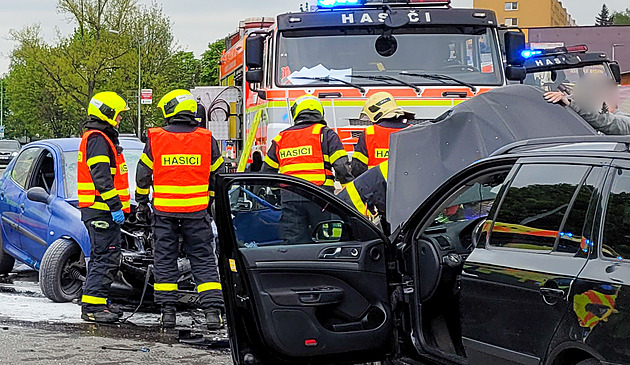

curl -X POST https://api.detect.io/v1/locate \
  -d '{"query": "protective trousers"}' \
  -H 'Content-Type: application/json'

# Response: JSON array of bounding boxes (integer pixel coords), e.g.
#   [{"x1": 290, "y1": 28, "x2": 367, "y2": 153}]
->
[
  {"x1": 82, "y1": 216, "x2": 121, "y2": 311},
  {"x1": 153, "y1": 215, "x2": 224, "y2": 310}
]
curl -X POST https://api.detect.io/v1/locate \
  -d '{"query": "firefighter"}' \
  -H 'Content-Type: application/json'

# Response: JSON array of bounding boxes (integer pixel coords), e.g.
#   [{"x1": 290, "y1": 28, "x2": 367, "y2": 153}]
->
[
  {"x1": 135, "y1": 89, "x2": 225, "y2": 330},
  {"x1": 263, "y1": 94, "x2": 353, "y2": 243},
  {"x1": 351, "y1": 92, "x2": 412, "y2": 177},
  {"x1": 78, "y1": 91, "x2": 131, "y2": 323},
  {"x1": 338, "y1": 161, "x2": 389, "y2": 233}
]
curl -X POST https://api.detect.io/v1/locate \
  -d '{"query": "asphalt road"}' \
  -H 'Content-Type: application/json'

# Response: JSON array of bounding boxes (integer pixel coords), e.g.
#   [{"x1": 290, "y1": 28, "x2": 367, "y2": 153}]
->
[{"x1": 0, "y1": 269, "x2": 232, "y2": 364}]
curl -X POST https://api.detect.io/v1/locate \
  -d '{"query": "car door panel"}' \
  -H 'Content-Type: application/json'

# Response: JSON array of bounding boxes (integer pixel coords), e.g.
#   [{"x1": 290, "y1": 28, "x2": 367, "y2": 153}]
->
[
  {"x1": 215, "y1": 175, "x2": 395, "y2": 365},
  {"x1": 461, "y1": 162, "x2": 605, "y2": 363}
]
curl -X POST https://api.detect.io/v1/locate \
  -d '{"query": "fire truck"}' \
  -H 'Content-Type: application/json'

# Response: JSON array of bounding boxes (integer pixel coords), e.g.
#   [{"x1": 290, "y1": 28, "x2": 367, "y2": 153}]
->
[{"x1": 219, "y1": 0, "x2": 526, "y2": 169}]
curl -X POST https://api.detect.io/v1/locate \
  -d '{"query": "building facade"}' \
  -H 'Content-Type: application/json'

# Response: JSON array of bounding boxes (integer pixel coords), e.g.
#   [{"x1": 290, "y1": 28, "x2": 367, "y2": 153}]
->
[{"x1": 473, "y1": 0, "x2": 573, "y2": 27}]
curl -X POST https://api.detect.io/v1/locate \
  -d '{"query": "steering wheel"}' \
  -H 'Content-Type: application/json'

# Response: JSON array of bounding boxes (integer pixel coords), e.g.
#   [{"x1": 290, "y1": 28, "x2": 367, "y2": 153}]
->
[{"x1": 442, "y1": 64, "x2": 480, "y2": 73}]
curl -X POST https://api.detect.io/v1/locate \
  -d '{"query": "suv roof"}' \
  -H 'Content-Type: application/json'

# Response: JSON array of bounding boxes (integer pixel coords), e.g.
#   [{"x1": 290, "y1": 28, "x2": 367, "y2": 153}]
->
[{"x1": 492, "y1": 135, "x2": 630, "y2": 160}]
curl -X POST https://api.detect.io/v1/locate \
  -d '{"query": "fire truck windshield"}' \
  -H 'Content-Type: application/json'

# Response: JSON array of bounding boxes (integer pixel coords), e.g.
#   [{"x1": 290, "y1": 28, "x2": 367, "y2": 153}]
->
[
  {"x1": 276, "y1": 27, "x2": 503, "y2": 88},
  {"x1": 523, "y1": 64, "x2": 614, "y2": 92}
]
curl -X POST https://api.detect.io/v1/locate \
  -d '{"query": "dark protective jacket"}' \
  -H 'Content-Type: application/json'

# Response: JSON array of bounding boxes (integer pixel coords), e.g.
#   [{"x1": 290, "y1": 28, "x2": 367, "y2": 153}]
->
[
  {"x1": 263, "y1": 112, "x2": 354, "y2": 188},
  {"x1": 135, "y1": 112, "x2": 225, "y2": 218},
  {"x1": 351, "y1": 118, "x2": 408, "y2": 177},
  {"x1": 338, "y1": 161, "x2": 388, "y2": 217},
  {"x1": 80, "y1": 117, "x2": 123, "y2": 221},
  {"x1": 569, "y1": 100, "x2": 630, "y2": 135}
]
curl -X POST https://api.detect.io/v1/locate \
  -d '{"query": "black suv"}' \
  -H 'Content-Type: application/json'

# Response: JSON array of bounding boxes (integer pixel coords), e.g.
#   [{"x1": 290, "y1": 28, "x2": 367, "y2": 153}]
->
[{"x1": 214, "y1": 136, "x2": 629, "y2": 365}]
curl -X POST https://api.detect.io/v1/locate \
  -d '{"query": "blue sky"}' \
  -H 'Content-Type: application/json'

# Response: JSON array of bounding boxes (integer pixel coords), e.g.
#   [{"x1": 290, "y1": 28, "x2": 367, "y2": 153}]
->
[{"x1": 1, "y1": 0, "x2": 629, "y2": 73}]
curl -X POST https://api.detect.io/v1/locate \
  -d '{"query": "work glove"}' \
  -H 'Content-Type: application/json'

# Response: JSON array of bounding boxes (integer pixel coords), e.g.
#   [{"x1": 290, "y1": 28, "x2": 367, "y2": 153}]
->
[
  {"x1": 136, "y1": 203, "x2": 151, "y2": 223},
  {"x1": 111, "y1": 209, "x2": 125, "y2": 225}
]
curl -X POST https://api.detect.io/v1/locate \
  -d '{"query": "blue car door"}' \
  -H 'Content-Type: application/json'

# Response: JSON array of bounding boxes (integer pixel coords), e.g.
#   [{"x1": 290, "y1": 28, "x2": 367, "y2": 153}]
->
[
  {"x1": 19, "y1": 148, "x2": 56, "y2": 264},
  {"x1": 0, "y1": 147, "x2": 43, "y2": 257}
]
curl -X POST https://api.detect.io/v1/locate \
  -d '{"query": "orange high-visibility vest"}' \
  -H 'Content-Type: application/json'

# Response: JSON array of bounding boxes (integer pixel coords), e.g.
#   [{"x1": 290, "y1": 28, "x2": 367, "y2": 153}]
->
[
  {"x1": 149, "y1": 127, "x2": 213, "y2": 213},
  {"x1": 365, "y1": 124, "x2": 408, "y2": 168},
  {"x1": 276, "y1": 124, "x2": 334, "y2": 186},
  {"x1": 77, "y1": 130, "x2": 131, "y2": 213}
]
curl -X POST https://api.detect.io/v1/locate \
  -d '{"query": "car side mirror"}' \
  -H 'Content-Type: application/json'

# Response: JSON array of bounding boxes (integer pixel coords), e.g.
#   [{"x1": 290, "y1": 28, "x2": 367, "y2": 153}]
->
[
  {"x1": 506, "y1": 66, "x2": 527, "y2": 82},
  {"x1": 246, "y1": 69, "x2": 264, "y2": 85},
  {"x1": 27, "y1": 187, "x2": 50, "y2": 204},
  {"x1": 504, "y1": 31, "x2": 526, "y2": 66},
  {"x1": 246, "y1": 34, "x2": 265, "y2": 70},
  {"x1": 312, "y1": 220, "x2": 345, "y2": 243},
  {"x1": 610, "y1": 62, "x2": 622, "y2": 84}
]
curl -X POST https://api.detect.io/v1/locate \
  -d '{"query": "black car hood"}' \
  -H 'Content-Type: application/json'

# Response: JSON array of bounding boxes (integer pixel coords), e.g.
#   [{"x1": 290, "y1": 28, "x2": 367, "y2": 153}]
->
[{"x1": 387, "y1": 84, "x2": 598, "y2": 229}]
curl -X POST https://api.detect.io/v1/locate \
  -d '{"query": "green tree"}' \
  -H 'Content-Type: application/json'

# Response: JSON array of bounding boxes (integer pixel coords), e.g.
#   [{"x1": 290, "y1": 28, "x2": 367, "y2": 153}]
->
[
  {"x1": 596, "y1": 4, "x2": 614, "y2": 26},
  {"x1": 199, "y1": 39, "x2": 226, "y2": 86},
  {"x1": 612, "y1": 8, "x2": 630, "y2": 25}
]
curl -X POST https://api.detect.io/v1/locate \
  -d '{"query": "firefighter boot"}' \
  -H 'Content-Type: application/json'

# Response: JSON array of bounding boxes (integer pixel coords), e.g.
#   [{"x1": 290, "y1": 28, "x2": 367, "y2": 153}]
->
[
  {"x1": 81, "y1": 308, "x2": 119, "y2": 324},
  {"x1": 205, "y1": 308, "x2": 224, "y2": 330},
  {"x1": 160, "y1": 305, "x2": 176, "y2": 329},
  {"x1": 107, "y1": 300, "x2": 124, "y2": 318}
]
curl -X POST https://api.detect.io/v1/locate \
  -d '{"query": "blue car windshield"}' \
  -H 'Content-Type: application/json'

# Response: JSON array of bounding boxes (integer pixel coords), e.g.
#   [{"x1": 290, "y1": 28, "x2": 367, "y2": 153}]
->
[{"x1": 63, "y1": 149, "x2": 143, "y2": 200}]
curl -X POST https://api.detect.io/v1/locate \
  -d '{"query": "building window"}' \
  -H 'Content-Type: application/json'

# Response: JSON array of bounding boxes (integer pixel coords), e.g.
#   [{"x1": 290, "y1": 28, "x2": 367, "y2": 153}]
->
[
  {"x1": 505, "y1": 2, "x2": 518, "y2": 11},
  {"x1": 505, "y1": 17, "x2": 518, "y2": 26}
]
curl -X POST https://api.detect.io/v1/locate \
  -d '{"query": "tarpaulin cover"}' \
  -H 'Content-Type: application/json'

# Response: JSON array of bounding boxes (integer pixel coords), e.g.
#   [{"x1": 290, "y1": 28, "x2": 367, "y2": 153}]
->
[{"x1": 387, "y1": 84, "x2": 598, "y2": 229}]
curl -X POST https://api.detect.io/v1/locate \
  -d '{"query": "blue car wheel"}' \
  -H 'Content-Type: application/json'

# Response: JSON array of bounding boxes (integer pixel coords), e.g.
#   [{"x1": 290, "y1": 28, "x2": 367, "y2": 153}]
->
[{"x1": 39, "y1": 238, "x2": 85, "y2": 302}]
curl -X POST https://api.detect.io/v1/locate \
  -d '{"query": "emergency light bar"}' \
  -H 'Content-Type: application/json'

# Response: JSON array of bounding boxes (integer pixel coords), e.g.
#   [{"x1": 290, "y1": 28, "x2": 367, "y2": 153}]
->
[
  {"x1": 317, "y1": 0, "x2": 451, "y2": 9},
  {"x1": 521, "y1": 44, "x2": 589, "y2": 59}
]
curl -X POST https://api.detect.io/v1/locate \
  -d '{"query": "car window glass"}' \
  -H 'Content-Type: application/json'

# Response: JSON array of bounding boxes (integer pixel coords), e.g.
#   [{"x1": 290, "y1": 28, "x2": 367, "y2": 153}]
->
[
  {"x1": 490, "y1": 164, "x2": 590, "y2": 251},
  {"x1": 556, "y1": 167, "x2": 601, "y2": 254},
  {"x1": 228, "y1": 182, "x2": 379, "y2": 248},
  {"x1": 63, "y1": 149, "x2": 142, "y2": 200},
  {"x1": 426, "y1": 172, "x2": 508, "y2": 252},
  {"x1": 11, "y1": 148, "x2": 43, "y2": 189},
  {"x1": 602, "y1": 168, "x2": 630, "y2": 261}
]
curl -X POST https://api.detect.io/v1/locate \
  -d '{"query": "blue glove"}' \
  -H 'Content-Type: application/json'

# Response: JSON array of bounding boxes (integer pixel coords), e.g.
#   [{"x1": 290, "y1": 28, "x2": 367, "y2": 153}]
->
[{"x1": 111, "y1": 210, "x2": 125, "y2": 224}]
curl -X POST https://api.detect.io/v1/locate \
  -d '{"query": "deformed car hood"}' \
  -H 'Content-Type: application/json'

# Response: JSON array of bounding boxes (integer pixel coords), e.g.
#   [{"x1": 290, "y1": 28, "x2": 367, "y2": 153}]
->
[{"x1": 387, "y1": 84, "x2": 598, "y2": 229}]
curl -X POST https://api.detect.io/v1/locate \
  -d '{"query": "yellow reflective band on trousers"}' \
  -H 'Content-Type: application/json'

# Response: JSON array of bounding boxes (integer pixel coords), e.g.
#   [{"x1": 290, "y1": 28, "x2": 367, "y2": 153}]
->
[
  {"x1": 346, "y1": 183, "x2": 368, "y2": 216},
  {"x1": 197, "y1": 282, "x2": 222, "y2": 293},
  {"x1": 81, "y1": 295, "x2": 107, "y2": 305},
  {"x1": 154, "y1": 283, "x2": 178, "y2": 291},
  {"x1": 279, "y1": 163, "x2": 324, "y2": 174},
  {"x1": 153, "y1": 196, "x2": 210, "y2": 207},
  {"x1": 153, "y1": 185, "x2": 209, "y2": 194}
]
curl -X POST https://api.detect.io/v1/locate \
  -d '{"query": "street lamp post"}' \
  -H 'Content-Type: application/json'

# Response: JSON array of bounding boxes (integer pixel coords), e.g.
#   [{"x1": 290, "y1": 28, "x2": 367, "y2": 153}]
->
[
  {"x1": 109, "y1": 30, "x2": 143, "y2": 137},
  {"x1": 612, "y1": 43, "x2": 624, "y2": 61},
  {"x1": 0, "y1": 75, "x2": 4, "y2": 128}
]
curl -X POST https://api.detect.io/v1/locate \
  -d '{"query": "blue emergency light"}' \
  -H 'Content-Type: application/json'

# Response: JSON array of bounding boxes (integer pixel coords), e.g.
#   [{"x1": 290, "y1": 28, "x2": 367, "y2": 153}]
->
[
  {"x1": 521, "y1": 49, "x2": 543, "y2": 59},
  {"x1": 317, "y1": 0, "x2": 366, "y2": 8}
]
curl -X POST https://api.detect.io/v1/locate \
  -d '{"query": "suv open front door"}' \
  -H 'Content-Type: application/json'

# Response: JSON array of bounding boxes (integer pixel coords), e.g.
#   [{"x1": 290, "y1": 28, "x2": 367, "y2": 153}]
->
[{"x1": 214, "y1": 174, "x2": 399, "y2": 365}]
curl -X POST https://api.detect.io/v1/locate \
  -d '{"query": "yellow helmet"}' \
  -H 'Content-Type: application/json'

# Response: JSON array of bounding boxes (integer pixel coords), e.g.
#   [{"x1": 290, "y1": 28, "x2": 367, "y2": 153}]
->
[
  {"x1": 291, "y1": 94, "x2": 324, "y2": 120},
  {"x1": 361, "y1": 92, "x2": 411, "y2": 123},
  {"x1": 88, "y1": 92, "x2": 130, "y2": 126},
  {"x1": 158, "y1": 89, "x2": 197, "y2": 119}
]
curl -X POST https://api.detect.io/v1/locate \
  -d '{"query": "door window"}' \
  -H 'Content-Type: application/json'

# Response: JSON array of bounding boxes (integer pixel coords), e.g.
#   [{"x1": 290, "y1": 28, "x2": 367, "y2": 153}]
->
[
  {"x1": 28, "y1": 150, "x2": 56, "y2": 194},
  {"x1": 11, "y1": 148, "x2": 43, "y2": 190},
  {"x1": 602, "y1": 168, "x2": 630, "y2": 261},
  {"x1": 490, "y1": 164, "x2": 590, "y2": 251},
  {"x1": 228, "y1": 182, "x2": 379, "y2": 247}
]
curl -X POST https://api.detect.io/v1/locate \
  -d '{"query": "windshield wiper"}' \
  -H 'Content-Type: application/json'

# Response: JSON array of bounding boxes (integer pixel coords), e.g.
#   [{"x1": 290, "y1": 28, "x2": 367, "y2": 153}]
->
[
  {"x1": 348, "y1": 74, "x2": 422, "y2": 93},
  {"x1": 292, "y1": 76, "x2": 366, "y2": 94},
  {"x1": 399, "y1": 71, "x2": 477, "y2": 93}
]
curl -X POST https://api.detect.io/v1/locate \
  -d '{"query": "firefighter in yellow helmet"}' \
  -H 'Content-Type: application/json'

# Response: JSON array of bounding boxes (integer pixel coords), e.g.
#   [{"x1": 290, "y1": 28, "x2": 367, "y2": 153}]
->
[
  {"x1": 78, "y1": 92, "x2": 130, "y2": 323},
  {"x1": 351, "y1": 92, "x2": 412, "y2": 177},
  {"x1": 263, "y1": 94, "x2": 354, "y2": 243},
  {"x1": 135, "y1": 89, "x2": 225, "y2": 329}
]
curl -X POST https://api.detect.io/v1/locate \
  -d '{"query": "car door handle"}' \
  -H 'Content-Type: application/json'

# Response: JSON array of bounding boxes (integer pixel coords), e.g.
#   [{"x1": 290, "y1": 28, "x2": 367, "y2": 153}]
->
[
  {"x1": 540, "y1": 287, "x2": 565, "y2": 299},
  {"x1": 20, "y1": 203, "x2": 25, "y2": 212},
  {"x1": 321, "y1": 247, "x2": 342, "y2": 259},
  {"x1": 294, "y1": 287, "x2": 344, "y2": 306}
]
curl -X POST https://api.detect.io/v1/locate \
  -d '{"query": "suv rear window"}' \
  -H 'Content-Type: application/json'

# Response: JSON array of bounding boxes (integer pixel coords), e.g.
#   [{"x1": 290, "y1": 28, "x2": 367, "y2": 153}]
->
[
  {"x1": 602, "y1": 168, "x2": 630, "y2": 261},
  {"x1": 490, "y1": 164, "x2": 590, "y2": 251}
]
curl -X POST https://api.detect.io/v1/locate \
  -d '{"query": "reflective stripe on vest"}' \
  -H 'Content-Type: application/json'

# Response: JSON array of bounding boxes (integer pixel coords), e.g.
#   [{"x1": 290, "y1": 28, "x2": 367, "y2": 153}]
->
[
  {"x1": 365, "y1": 124, "x2": 407, "y2": 168},
  {"x1": 276, "y1": 124, "x2": 333, "y2": 186},
  {"x1": 77, "y1": 130, "x2": 131, "y2": 213},
  {"x1": 149, "y1": 127, "x2": 213, "y2": 213}
]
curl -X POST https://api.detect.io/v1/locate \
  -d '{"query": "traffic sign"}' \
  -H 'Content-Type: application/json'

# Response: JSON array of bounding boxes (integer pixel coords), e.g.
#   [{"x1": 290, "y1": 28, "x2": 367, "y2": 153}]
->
[
  {"x1": 140, "y1": 89, "x2": 153, "y2": 105},
  {"x1": 0, "y1": 125, "x2": 4, "y2": 139}
]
